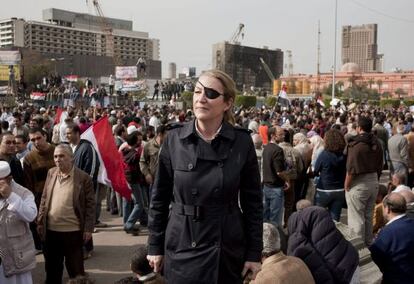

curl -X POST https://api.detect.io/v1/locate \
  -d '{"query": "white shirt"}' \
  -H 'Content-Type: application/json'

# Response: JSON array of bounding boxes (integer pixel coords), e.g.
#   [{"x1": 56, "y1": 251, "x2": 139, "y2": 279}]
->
[
  {"x1": 0, "y1": 181, "x2": 37, "y2": 284},
  {"x1": 386, "y1": 214, "x2": 406, "y2": 226},
  {"x1": 394, "y1": 184, "x2": 411, "y2": 193}
]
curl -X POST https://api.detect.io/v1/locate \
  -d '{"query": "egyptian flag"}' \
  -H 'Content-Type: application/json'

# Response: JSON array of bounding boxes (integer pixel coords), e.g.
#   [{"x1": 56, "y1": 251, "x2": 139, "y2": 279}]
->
[
  {"x1": 54, "y1": 107, "x2": 68, "y2": 125},
  {"x1": 81, "y1": 116, "x2": 131, "y2": 200}
]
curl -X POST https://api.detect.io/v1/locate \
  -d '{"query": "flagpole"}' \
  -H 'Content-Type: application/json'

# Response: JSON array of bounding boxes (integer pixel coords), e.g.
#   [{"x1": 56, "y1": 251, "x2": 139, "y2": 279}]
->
[{"x1": 332, "y1": 0, "x2": 338, "y2": 100}]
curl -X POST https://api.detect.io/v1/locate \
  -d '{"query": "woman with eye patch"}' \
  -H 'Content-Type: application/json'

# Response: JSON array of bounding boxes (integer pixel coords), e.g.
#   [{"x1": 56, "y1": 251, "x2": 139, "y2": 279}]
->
[{"x1": 147, "y1": 70, "x2": 263, "y2": 283}]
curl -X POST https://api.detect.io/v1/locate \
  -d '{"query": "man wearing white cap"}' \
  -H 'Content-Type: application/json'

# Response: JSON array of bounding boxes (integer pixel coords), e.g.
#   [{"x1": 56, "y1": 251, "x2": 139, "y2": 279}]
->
[
  {"x1": 108, "y1": 110, "x2": 117, "y2": 126},
  {"x1": 0, "y1": 161, "x2": 37, "y2": 284},
  {"x1": 251, "y1": 223, "x2": 314, "y2": 284}
]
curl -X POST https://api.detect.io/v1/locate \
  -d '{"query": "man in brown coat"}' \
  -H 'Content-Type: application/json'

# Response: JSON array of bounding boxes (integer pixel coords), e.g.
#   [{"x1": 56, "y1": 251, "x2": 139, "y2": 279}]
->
[
  {"x1": 37, "y1": 144, "x2": 95, "y2": 284},
  {"x1": 251, "y1": 223, "x2": 314, "y2": 284}
]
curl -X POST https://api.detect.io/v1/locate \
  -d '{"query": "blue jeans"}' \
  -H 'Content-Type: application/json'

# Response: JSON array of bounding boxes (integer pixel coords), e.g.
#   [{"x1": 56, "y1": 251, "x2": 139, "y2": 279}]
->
[
  {"x1": 263, "y1": 185, "x2": 284, "y2": 226},
  {"x1": 123, "y1": 184, "x2": 146, "y2": 230},
  {"x1": 314, "y1": 189, "x2": 345, "y2": 221}
]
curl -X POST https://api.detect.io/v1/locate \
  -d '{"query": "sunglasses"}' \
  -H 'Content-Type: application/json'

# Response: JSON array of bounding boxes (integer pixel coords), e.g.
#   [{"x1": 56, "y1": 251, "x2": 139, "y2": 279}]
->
[{"x1": 195, "y1": 81, "x2": 223, "y2": 100}]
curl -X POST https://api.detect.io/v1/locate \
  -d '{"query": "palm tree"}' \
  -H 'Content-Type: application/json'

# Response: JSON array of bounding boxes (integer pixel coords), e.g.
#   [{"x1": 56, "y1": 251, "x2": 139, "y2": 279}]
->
[
  {"x1": 336, "y1": 81, "x2": 344, "y2": 91},
  {"x1": 395, "y1": 88, "x2": 406, "y2": 99},
  {"x1": 376, "y1": 79, "x2": 383, "y2": 94},
  {"x1": 368, "y1": 78, "x2": 375, "y2": 89}
]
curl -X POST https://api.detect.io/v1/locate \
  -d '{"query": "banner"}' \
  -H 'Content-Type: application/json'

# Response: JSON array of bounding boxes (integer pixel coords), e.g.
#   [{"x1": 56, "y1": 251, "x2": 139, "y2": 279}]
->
[
  {"x1": 120, "y1": 80, "x2": 147, "y2": 92},
  {"x1": 115, "y1": 66, "x2": 137, "y2": 79},
  {"x1": 0, "y1": 65, "x2": 20, "y2": 81},
  {"x1": 30, "y1": 92, "x2": 46, "y2": 100},
  {"x1": 0, "y1": 51, "x2": 21, "y2": 65},
  {"x1": 65, "y1": 75, "x2": 79, "y2": 82}
]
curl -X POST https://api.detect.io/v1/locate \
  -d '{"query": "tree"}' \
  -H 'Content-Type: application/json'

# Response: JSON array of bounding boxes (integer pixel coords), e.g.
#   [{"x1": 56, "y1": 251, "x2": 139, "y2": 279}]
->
[
  {"x1": 395, "y1": 88, "x2": 407, "y2": 99},
  {"x1": 348, "y1": 74, "x2": 358, "y2": 88},
  {"x1": 336, "y1": 81, "x2": 344, "y2": 92},
  {"x1": 368, "y1": 78, "x2": 375, "y2": 89},
  {"x1": 376, "y1": 79, "x2": 383, "y2": 94}
]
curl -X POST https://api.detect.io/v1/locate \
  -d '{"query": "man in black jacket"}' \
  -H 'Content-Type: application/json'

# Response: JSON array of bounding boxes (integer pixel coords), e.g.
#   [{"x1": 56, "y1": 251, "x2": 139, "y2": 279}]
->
[
  {"x1": 66, "y1": 123, "x2": 101, "y2": 257},
  {"x1": 262, "y1": 127, "x2": 287, "y2": 227},
  {"x1": 0, "y1": 132, "x2": 26, "y2": 187}
]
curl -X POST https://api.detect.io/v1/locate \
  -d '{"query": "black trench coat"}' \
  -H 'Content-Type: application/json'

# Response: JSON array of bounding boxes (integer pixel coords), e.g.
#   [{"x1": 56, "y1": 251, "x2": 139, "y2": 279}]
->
[{"x1": 148, "y1": 120, "x2": 263, "y2": 284}]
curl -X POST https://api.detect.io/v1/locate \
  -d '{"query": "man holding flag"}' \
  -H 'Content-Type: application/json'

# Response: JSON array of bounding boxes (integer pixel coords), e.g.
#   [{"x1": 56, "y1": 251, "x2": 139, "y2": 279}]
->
[{"x1": 66, "y1": 123, "x2": 101, "y2": 259}]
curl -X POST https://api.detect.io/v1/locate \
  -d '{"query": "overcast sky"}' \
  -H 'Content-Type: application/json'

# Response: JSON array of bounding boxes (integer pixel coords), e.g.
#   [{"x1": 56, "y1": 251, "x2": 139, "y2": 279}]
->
[{"x1": 2, "y1": 0, "x2": 413, "y2": 76}]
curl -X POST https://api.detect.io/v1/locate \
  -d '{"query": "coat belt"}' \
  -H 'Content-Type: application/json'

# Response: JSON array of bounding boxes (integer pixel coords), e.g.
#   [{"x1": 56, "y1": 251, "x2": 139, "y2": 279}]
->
[{"x1": 171, "y1": 202, "x2": 239, "y2": 221}]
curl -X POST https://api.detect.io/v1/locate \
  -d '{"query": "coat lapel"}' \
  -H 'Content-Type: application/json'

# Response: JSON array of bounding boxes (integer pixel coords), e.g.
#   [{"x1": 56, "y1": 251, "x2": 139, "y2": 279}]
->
[
  {"x1": 72, "y1": 168, "x2": 81, "y2": 203},
  {"x1": 45, "y1": 169, "x2": 58, "y2": 208}
]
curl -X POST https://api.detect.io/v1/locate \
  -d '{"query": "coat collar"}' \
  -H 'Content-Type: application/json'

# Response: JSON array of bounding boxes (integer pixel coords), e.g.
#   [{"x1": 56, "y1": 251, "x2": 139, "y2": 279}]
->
[
  {"x1": 179, "y1": 119, "x2": 235, "y2": 141},
  {"x1": 262, "y1": 252, "x2": 287, "y2": 268}
]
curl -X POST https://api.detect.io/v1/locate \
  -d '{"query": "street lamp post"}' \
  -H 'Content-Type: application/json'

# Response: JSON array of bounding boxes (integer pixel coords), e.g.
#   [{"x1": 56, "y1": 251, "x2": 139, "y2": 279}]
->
[
  {"x1": 332, "y1": 0, "x2": 338, "y2": 100},
  {"x1": 50, "y1": 57, "x2": 65, "y2": 74}
]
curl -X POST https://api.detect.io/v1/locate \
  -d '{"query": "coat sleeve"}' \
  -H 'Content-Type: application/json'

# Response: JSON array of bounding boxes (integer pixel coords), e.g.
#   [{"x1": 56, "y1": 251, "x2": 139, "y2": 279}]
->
[
  {"x1": 139, "y1": 144, "x2": 151, "y2": 177},
  {"x1": 6, "y1": 190, "x2": 37, "y2": 223},
  {"x1": 37, "y1": 169, "x2": 51, "y2": 226},
  {"x1": 82, "y1": 174, "x2": 96, "y2": 233},
  {"x1": 147, "y1": 134, "x2": 174, "y2": 255},
  {"x1": 369, "y1": 235, "x2": 389, "y2": 273},
  {"x1": 11, "y1": 157, "x2": 26, "y2": 188},
  {"x1": 239, "y1": 137, "x2": 263, "y2": 262},
  {"x1": 314, "y1": 152, "x2": 322, "y2": 176},
  {"x1": 22, "y1": 158, "x2": 35, "y2": 193}
]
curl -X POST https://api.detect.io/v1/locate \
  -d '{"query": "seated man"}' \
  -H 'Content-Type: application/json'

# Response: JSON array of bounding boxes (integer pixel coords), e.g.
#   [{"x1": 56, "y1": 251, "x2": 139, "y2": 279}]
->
[
  {"x1": 251, "y1": 223, "x2": 314, "y2": 284},
  {"x1": 288, "y1": 206, "x2": 360, "y2": 284},
  {"x1": 114, "y1": 246, "x2": 164, "y2": 284},
  {"x1": 369, "y1": 192, "x2": 414, "y2": 284},
  {"x1": 392, "y1": 172, "x2": 411, "y2": 192},
  {"x1": 399, "y1": 190, "x2": 414, "y2": 219}
]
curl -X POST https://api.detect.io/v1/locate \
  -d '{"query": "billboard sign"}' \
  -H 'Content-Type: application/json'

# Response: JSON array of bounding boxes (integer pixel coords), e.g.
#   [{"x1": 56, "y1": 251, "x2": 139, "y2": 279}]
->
[
  {"x1": 0, "y1": 65, "x2": 20, "y2": 81},
  {"x1": 115, "y1": 66, "x2": 137, "y2": 79},
  {"x1": 0, "y1": 51, "x2": 21, "y2": 65}
]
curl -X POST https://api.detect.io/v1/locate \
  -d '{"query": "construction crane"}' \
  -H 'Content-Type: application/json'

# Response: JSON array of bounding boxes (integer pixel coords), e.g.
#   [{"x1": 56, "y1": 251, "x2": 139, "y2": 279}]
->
[
  {"x1": 260, "y1": 57, "x2": 279, "y2": 95},
  {"x1": 229, "y1": 23, "x2": 245, "y2": 44},
  {"x1": 259, "y1": 57, "x2": 275, "y2": 81},
  {"x1": 86, "y1": 0, "x2": 122, "y2": 66}
]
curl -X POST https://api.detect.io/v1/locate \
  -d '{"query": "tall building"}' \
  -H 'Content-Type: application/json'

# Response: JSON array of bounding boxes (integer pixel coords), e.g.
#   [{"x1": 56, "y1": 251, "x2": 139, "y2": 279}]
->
[
  {"x1": 0, "y1": 18, "x2": 25, "y2": 48},
  {"x1": 212, "y1": 42, "x2": 283, "y2": 90},
  {"x1": 342, "y1": 24, "x2": 383, "y2": 72},
  {"x1": 168, "y1": 62, "x2": 176, "y2": 79},
  {"x1": 0, "y1": 8, "x2": 162, "y2": 78},
  {"x1": 182, "y1": 67, "x2": 196, "y2": 78},
  {"x1": 148, "y1": 38, "x2": 160, "y2": 61}
]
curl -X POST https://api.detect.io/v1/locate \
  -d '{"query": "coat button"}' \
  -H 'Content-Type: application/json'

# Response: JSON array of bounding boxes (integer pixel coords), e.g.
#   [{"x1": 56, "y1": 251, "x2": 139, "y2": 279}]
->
[
  {"x1": 188, "y1": 163, "x2": 194, "y2": 170},
  {"x1": 217, "y1": 161, "x2": 223, "y2": 168},
  {"x1": 192, "y1": 241, "x2": 196, "y2": 247}
]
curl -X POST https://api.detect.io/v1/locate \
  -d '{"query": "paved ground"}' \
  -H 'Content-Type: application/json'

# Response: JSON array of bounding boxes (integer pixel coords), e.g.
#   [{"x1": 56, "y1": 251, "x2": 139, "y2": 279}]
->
[
  {"x1": 32, "y1": 209, "x2": 148, "y2": 284},
  {"x1": 32, "y1": 171, "x2": 392, "y2": 283}
]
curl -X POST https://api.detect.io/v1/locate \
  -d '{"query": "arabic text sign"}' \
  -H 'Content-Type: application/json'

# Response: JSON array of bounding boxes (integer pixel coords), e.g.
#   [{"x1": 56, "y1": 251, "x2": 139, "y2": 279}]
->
[{"x1": 115, "y1": 66, "x2": 137, "y2": 79}]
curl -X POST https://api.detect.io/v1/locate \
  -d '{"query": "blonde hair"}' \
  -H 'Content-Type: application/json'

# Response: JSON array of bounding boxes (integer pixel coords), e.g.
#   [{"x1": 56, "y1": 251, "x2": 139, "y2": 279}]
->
[{"x1": 199, "y1": 69, "x2": 236, "y2": 125}]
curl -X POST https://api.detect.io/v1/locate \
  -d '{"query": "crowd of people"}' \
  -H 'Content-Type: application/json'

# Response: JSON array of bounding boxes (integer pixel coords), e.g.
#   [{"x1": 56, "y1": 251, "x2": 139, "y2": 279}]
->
[{"x1": 0, "y1": 69, "x2": 414, "y2": 284}]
